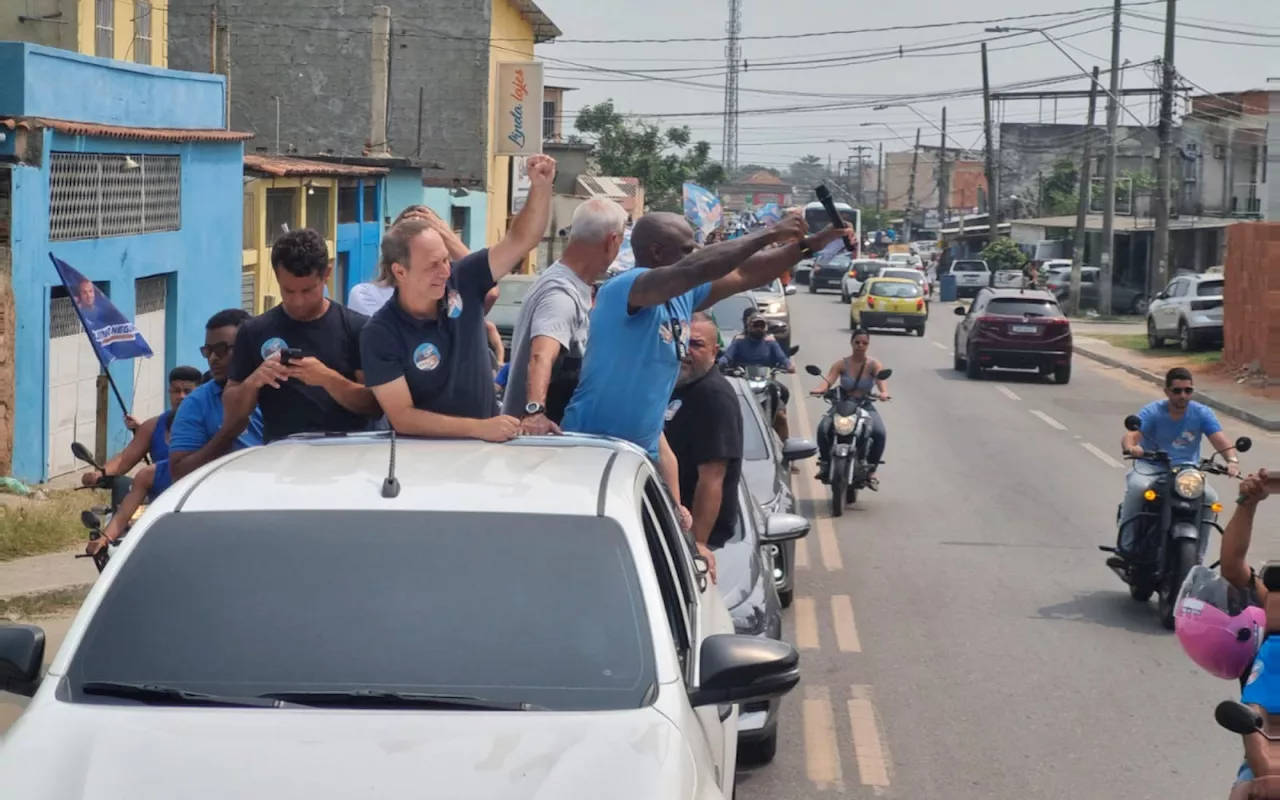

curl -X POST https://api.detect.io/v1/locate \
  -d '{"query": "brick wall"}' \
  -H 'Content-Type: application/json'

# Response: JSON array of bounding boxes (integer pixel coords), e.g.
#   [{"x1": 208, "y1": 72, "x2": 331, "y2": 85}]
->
[{"x1": 1223, "y1": 222, "x2": 1280, "y2": 376}]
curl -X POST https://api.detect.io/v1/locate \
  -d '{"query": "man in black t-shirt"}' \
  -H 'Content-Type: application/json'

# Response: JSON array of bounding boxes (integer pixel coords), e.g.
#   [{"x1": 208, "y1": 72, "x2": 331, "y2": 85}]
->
[
  {"x1": 664, "y1": 312, "x2": 743, "y2": 584},
  {"x1": 225, "y1": 229, "x2": 382, "y2": 442},
  {"x1": 361, "y1": 153, "x2": 556, "y2": 442}
]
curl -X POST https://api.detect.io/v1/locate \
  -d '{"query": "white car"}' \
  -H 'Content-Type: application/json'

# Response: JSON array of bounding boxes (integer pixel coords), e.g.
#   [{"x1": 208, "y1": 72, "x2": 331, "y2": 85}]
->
[
  {"x1": 887, "y1": 253, "x2": 923, "y2": 269},
  {"x1": 1147, "y1": 272, "x2": 1225, "y2": 351},
  {"x1": 945, "y1": 259, "x2": 992, "y2": 298},
  {"x1": 840, "y1": 258, "x2": 886, "y2": 302},
  {"x1": 0, "y1": 434, "x2": 801, "y2": 800}
]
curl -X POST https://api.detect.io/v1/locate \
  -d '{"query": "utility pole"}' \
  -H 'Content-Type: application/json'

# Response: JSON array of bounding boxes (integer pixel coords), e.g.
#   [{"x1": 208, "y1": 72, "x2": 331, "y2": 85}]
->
[
  {"x1": 938, "y1": 106, "x2": 949, "y2": 235},
  {"x1": 1099, "y1": 0, "x2": 1123, "y2": 317},
  {"x1": 847, "y1": 144, "x2": 871, "y2": 205},
  {"x1": 1069, "y1": 66, "x2": 1102, "y2": 316},
  {"x1": 875, "y1": 142, "x2": 884, "y2": 217},
  {"x1": 722, "y1": 0, "x2": 743, "y2": 172},
  {"x1": 905, "y1": 127, "x2": 922, "y2": 241},
  {"x1": 981, "y1": 43, "x2": 999, "y2": 246},
  {"x1": 1152, "y1": 0, "x2": 1178, "y2": 294}
]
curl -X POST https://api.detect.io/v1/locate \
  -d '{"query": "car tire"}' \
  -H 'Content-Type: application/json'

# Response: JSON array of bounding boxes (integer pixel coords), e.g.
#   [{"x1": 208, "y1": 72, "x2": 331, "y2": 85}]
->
[
  {"x1": 808, "y1": 280, "x2": 817, "y2": 294},
  {"x1": 916, "y1": 322, "x2": 927, "y2": 336},
  {"x1": 740, "y1": 730, "x2": 779, "y2": 765},
  {"x1": 953, "y1": 348, "x2": 966, "y2": 371},
  {"x1": 1178, "y1": 321, "x2": 1195, "y2": 352},
  {"x1": 850, "y1": 312, "x2": 858, "y2": 330},
  {"x1": 965, "y1": 347, "x2": 982, "y2": 379},
  {"x1": 1146, "y1": 318, "x2": 1163, "y2": 349},
  {"x1": 841, "y1": 288, "x2": 850, "y2": 303},
  {"x1": 778, "y1": 587, "x2": 793, "y2": 609},
  {"x1": 1054, "y1": 363, "x2": 1072, "y2": 384}
]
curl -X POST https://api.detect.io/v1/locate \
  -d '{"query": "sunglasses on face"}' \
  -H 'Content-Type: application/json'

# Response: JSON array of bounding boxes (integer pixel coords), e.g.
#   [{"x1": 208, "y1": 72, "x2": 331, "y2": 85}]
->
[
  {"x1": 200, "y1": 342, "x2": 234, "y2": 359},
  {"x1": 1169, "y1": 387, "x2": 1195, "y2": 396}
]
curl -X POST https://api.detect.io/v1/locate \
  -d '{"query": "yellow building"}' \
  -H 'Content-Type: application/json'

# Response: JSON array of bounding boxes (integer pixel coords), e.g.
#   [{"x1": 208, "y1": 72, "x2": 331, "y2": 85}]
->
[
  {"x1": 486, "y1": 0, "x2": 560, "y2": 270},
  {"x1": 241, "y1": 155, "x2": 388, "y2": 314},
  {"x1": 0, "y1": 0, "x2": 169, "y2": 67}
]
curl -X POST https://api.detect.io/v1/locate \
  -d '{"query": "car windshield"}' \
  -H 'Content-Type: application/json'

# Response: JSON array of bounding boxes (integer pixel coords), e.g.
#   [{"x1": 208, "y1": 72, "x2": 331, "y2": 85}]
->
[
  {"x1": 709, "y1": 295, "x2": 757, "y2": 332},
  {"x1": 869, "y1": 281, "x2": 921, "y2": 298},
  {"x1": 753, "y1": 279, "x2": 783, "y2": 294},
  {"x1": 851, "y1": 261, "x2": 881, "y2": 278},
  {"x1": 735, "y1": 394, "x2": 771, "y2": 462},
  {"x1": 1197, "y1": 280, "x2": 1223, "y2": 297},
  {"x1": 825, "y1": 254, "x2": 852, "y2": 268},
  {"x1": 65, "y1": 511, "x2": 655, "y2": 711},
  {"x1": 953, "y1": 262, "x2": 988, "y2": 272},
  {"x1": 494, "y1": 279, "x2": 534, "y2": 306},
  {"x1": 882, "y1": 270, "x2": 922, "y2": 283},
  {"x1": 986, "y1": 298, "x2": 1064, "y2": 318}
]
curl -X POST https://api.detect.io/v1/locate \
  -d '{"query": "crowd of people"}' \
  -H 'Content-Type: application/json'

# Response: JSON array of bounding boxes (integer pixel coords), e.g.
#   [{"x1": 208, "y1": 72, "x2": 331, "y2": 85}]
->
[{"x1": 85, "y1": 154, "x2": 854, "y2": 580}]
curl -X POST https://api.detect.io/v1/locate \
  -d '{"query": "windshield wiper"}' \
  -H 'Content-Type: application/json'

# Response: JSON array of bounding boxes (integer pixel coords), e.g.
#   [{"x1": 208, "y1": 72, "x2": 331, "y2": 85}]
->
[
  {"x1": 260, "y1": 690, "x2": 543, "y2": 711},
  {"x1": 80, "y1": 681, "x2": 282, "y2": 708}
]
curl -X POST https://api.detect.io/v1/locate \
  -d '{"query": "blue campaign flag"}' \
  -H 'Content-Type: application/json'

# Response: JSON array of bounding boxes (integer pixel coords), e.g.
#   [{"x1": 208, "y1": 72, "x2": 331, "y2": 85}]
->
[
  {"x1": 607, "y1": 227, "x2": 636, "y2": 274},
  {"x1": 682, "y1": 182, "x2": 724, "y2": 242},
  {"x1": 757, "y1": 202, "x2": 782, "y2": 225},
  {"x1": 50, "y1": 254, "x2": 153, "y2": 365}
]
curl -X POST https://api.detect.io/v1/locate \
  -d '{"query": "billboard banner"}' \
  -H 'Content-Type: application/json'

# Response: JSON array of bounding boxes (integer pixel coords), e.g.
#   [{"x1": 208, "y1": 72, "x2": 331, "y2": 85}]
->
[{"x1": 495, "y1": 62, "x2": 545, "y2": 157}]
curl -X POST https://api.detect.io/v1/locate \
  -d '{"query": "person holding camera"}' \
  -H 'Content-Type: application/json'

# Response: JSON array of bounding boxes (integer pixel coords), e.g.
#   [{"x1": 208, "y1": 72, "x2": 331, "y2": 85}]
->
[{"x1": 224, "y1": 228, "x2": 381, "y2": 442}]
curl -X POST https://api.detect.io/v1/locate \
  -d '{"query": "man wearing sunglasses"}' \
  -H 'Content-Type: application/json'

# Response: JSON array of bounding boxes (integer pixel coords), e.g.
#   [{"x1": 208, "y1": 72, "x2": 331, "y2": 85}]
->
[
  {"x1": 167, "y1": 309, "x2": 266, "y2": 482},
  {"x1": 1115, "y1": 366, "x2": 1240, "y2": 563}
]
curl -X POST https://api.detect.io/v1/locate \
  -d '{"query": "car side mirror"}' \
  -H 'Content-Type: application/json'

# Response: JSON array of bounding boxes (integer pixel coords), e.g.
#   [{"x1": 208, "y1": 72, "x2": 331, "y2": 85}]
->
[
  {"x1": 953, "y1": 305, "x2": 967, "y2": 316},
  {"x1": 80, "y1": 510, "x2": 100, "y2": 530},
  {"x1": 1236, "y1": 437, "x2": 1253, "y2": 454},
  {"x1": 763, "y1": 513, "x2": 811, "y2": 543},
  {"x1": 0, "y1": 624, "x2": 46, "y2": 697},
  {"x1": 1123, "y1": 415, "x2": 1142, "y2": 432},
  {"x1": 784, "y1": 285, "x2": 798, "y2": 296},
  {"x1": 804, "y1": 364, "x2": 823, "y2": 377},
  {"x1": 1216, "y1": 701, "x2": 1265, "y2": 736},
  {"x1": 1156, "y1": 292, "x2": 1167, "y2": 300},
  {"x1": 781, "y1": 437, "x2": 818, "y2": 463},
  {"x1": 71, "y1": 441, "x2": 98, "y2": 469},
  {"x1": 875, "y1": 368, "x2": 892, "y2": 380},
  {"x1": 688, "y1": 634, "x2": 800, "y2": 708}
]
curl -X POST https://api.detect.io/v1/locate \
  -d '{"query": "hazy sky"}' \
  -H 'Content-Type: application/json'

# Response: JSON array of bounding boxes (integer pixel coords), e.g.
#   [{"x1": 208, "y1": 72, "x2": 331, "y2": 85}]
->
[{"x1": 534, "y1": 0, "x2": 1278, "y2": 170}]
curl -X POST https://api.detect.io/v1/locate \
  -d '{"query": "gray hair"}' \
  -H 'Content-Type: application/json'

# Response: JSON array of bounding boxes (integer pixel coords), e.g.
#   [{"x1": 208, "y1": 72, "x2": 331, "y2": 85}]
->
[{"x1": 568, "y1": 197, "x2": 628, "y2": 244}]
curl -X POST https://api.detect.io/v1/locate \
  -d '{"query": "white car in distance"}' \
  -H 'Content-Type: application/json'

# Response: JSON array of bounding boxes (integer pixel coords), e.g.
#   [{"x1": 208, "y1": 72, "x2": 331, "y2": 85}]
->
[{"x1": 0, "y1": 434, "x2": 802, "y2": 800}]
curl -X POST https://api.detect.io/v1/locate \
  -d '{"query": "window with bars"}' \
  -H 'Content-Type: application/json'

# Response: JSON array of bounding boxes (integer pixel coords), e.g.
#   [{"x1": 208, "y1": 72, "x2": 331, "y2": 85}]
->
[
  {"x1": 451, "y1": 206, "x2": 469, "y2": 243},
  {"x1": 50, "y1": 283, "x2": 108, "y2": 337},
  {"x1": 95, "y1": 0, "x2": 114, "y2": 58},
  {"x1": 264, "y1": 188, "x2": 298, "y2": 246},
  {"x1": 133, "y1": 0, "x2": 153, "y2": 65},
  {"x1": 242, "y1": 189, "x2": 257, "y2": 250},
  {"x1": 543, "y1": 100, "x2": 556, "y2": 141},
  {"x1": 49, "y1": 153, "x2": 181, "y2": 242},
  {"x1": 337, "y1": 181, "x2": 359, "y2": 224},
  {"x1": 306, "y1": 186, "x2": 332, "y2": 239},
  {"x1": 135, "y1": 275, "x2": 167, "y2": 314},
  {"x1": 362, "y1": 184, "x2": 378, "y2": 223}
]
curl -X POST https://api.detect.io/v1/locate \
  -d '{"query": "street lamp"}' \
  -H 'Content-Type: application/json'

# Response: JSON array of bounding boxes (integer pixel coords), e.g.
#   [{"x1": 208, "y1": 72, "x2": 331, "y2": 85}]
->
[{"x1": 859, "y1": 122, "x2": 915, "y2": 150}]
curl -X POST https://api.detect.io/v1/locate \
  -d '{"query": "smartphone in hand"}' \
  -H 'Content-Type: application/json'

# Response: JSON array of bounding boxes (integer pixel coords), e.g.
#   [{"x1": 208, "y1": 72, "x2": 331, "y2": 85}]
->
[{"x1": 280, "y1": 347, "x2": 304, "y2": 366}]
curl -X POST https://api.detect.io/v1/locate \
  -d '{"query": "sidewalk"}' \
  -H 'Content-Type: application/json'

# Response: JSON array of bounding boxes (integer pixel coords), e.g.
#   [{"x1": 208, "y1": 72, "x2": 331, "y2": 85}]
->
[
  {"x1": 1072, "y1": 331, "x2": 1280, "y2": 431},
  {"x1": 0, "y1": 550, "x2": 97, "y2": 604}
]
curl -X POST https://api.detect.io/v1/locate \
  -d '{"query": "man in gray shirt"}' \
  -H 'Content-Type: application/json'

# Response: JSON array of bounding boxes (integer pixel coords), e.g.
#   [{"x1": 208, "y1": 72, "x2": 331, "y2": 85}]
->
[{"x1": 503, "y1": 197, "x2": 629, "y2": 434}]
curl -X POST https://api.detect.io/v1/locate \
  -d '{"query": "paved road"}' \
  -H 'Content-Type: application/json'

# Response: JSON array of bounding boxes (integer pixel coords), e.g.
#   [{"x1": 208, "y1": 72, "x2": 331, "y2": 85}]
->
[{"x1": 741, "y1": 289, "x2": 1280, "y2": 800}]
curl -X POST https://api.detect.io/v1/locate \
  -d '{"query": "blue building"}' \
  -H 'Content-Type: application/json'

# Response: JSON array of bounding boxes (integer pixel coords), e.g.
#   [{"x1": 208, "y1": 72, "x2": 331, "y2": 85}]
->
[{"x1": 0, "y1": 43, "x2": 249, "y2": 482}]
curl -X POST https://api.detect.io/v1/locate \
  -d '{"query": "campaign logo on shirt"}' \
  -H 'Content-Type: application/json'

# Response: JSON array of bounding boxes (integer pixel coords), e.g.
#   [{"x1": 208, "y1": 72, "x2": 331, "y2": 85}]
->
[
  {"x1": 1173, "y1": 430, "x2": 1198, "y2": 448},
  {"x1": 665, "y1": 399, "x2": 683, "y2": 421},
  {"x1": 1249, "y1": 658, "x2": 1265, "y2": 686},
  {"x1": 446, "y1": 290, "x2": 464, "y2": 319},
  {"x1": 261, "y1": 337, "x2": 288, "y2": 360},
  {"x1": 413, "y1": 342, "x2": 442, "y2": 372}
]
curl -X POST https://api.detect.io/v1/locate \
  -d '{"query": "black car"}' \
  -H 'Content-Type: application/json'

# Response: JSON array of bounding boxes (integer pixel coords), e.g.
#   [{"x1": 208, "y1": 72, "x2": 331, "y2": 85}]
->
[
  {"x1": 720, "y1": 476, "x2": 810, "y2": 764},
  {"x1": 727, "y1": 376, "x2": 818, "y2": 608},
  {"x1": 809, "y1": 253, "x2": 851, "y2": 294}
]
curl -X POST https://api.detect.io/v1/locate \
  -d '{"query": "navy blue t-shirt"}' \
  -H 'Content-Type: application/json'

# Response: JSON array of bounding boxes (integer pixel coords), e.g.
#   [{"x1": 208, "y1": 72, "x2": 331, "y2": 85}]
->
[{"x1": 361, "y1": 250, "x2": 498, "y2": 419}]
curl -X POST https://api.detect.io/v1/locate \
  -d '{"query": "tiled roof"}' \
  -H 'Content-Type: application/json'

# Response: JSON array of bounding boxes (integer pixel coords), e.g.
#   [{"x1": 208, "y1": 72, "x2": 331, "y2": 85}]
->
[
  {"x1": 1, "y1": 116, "x2": 253, "y2": 143},
  {"x1": 244, "y1": 154, "x2": 390, "y2": 178},
  {"x1": 576, "y1": 175, "x2": 639, "y2": 198},
  {"x1": 511, "y1": 0, "x2": 563, "y2": 43}
]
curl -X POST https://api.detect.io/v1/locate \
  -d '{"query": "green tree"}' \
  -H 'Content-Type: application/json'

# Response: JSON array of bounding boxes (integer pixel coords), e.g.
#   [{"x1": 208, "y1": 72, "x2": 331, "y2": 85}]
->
[
  {"x1": 980, "y1": 237, "x2": 1028, "y2": 271},
  {"x1": 789, "y1": 155, "x2": 827, "y2": 184},
  {"x1": 574, "y1": 101, "x2": 726, "y2": 213},
  {"x1": 1041, "y1": 157, "x2": 1080, "y2": 217}
]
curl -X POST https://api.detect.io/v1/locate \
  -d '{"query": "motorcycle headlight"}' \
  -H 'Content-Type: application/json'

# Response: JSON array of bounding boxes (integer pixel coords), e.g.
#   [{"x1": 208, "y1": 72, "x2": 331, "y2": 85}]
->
[
  {"x1": 748, "y1": 379, "x2": 768, "y2": 391},
  {"x1": 833, "y1": 415, "x2": 856, "y2": 436},
  {"x1": 1174, "y1": 469, "x2": 1206, "y2": 500}
]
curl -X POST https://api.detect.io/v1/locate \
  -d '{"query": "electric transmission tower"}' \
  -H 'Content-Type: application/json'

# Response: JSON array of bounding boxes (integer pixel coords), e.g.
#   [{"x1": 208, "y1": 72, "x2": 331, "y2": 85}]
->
[{"x1": 722, "y1": 0, "x2": 742, "y2": 173}]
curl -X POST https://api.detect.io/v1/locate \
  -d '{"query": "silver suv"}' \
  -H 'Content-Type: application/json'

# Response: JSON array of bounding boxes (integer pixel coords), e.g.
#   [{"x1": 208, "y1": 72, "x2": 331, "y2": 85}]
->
[{"x1": 1146, "y1": 272, "x2": 1224, "y2": 352}]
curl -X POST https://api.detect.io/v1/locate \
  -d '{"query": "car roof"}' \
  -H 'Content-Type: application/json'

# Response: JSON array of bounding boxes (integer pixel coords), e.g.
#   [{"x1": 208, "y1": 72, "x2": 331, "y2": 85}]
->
[
  {"x1": 881, "y1": 267, "x2": 921, "y2": 276},
  {"x1": 1182, "y1": 272, "x2": 1223, "y2": 282},
  {"x1": 866, "y1": 276, "x2": 917, "y2": 285},
  {"x1": 979, "y1": 287, "x2": 1058, "y2": 301},
  {"x1": 170, "y1": 434, "x2": 651, "y2": 517}
]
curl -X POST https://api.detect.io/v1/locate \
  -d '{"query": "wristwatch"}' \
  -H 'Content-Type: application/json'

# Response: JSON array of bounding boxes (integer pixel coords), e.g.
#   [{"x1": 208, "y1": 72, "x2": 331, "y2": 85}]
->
[
  {"x1": 524, "y1": 401, "x2": 545, "y2": 418},
  {"x1": 798, "y1": 238, "x2": 815, "y2": 258}
]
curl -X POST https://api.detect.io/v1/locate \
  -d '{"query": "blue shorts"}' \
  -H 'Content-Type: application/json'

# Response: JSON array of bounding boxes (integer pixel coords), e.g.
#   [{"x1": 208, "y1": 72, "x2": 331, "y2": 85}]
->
[
  {"x1": 147, "y1": 460, "x2": 172, "y2": 501},
  {"x1": 1238, "y1": 762, "x2": 1254, "y2": 784}
]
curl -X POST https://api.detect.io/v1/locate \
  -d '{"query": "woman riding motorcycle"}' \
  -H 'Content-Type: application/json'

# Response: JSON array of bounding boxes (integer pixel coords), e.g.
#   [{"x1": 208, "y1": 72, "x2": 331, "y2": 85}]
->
[{"x1": 809, "y1": 328, "x2": 890, "y2": 489}]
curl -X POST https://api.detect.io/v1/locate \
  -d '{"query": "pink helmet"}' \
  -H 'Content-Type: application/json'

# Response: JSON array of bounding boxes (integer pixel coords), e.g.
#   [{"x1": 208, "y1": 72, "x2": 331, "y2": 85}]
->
[{"x1": 1175, "y1": 565, "x2": 1265, "y2": 680}]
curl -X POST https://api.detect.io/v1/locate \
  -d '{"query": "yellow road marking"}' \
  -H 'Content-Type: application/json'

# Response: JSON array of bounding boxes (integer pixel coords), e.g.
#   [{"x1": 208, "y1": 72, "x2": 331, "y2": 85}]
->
[
  {"x1": 793, "y1": 596, "x2": 820, "y2": 650},
  {"x1": 789, "y1": 374, "x2": 843, "y2": 572},
  {"x1": 816, "y1": 516, "x2": 843, "y2": 571},
  {"x1": 831, "y1": 595, "x2": 861, "y2": 652},
  {"x1": 848, "y1": 685, "x2": 892, "y2": 787},
  {"x1": 795, "y1": 535, "x2": 811, "y2": 568},
  {"x1": 803, "y1": 685, "x2": 844, "y2": 790}
]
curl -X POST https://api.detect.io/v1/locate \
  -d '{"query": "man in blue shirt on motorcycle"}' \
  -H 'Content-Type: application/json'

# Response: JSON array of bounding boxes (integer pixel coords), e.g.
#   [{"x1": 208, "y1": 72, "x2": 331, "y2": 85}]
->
[
  {"x1": 1114, "y1": 367, "x2": 1240, "y2": 565},
  {"x1": 720, "y1": 311, "x2": 795, "y2": 439}
]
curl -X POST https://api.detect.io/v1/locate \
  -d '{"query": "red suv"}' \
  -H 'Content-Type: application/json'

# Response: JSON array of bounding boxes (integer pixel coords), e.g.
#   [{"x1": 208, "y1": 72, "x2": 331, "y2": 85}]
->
[{"x1": 953, "y1": 288, "x2": 1073, "y2": 383}]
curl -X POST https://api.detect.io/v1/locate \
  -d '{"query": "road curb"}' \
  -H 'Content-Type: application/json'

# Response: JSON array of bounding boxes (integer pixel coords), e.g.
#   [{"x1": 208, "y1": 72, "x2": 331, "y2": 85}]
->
[
  {"x1": 1074, "y1": 344, "x2": 1280, "y2": 431},
  {"x1": 0, "y1": 583, "x2": 92, "y2": 618}
]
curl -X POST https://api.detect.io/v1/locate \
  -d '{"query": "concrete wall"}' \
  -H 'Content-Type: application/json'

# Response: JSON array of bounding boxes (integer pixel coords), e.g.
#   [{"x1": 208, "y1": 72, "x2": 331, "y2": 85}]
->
[
  {"x1": 0, "y1": 42, "x2": 224, "y2": 126},
  {"x1": 167, "y1": 0, "x2": 491, "y2": 183},
  {"x1": 1182, "y1": 118, "x2": 1267, "y2": 217},
  {"x1": 8, "y1": 134, "x2": 243, "y2": 482},
  {"x1": 998, "y1": 123, "x2": 1163, "y2": 213},
  {"x1": 0, "y1": 0, "x2": 80, "y2": 52},
  {"x1": 0, "y1": 0, "x2": 168, "y2": 66},
  {"x1": 883, "y1": 151, "x2": 986, "y2": 213},
  {"x1": 383, "y1": 170, "x2": 488, "y2": 251}
]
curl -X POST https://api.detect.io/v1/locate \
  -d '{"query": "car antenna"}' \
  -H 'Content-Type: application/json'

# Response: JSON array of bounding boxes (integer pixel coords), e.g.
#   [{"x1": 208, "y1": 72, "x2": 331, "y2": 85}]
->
[{"x1": 381, "y1": 429, "x2": 401, "y2": 499}]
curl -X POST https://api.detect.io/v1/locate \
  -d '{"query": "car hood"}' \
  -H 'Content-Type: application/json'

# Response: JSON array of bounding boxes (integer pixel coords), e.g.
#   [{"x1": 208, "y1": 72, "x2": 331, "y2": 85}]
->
[{"x1": 1, "y1": 702, "x2": 697, "y2": 800}]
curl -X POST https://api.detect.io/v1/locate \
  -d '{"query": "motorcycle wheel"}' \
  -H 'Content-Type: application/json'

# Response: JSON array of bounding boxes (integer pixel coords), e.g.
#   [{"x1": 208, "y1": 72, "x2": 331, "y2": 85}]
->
[
  {"x1": 830, "y1": 469, "x2": 846, "y2": 518},
  {"x1": 1129, "y1": 579, "x2": 1155, "y2": 603},
  {"x1": 845, "y1": 481, "x2": 858, "y2": 505},
  {"x1": 1158, "y1": 539, "x2": 1198, "y2": 631}
]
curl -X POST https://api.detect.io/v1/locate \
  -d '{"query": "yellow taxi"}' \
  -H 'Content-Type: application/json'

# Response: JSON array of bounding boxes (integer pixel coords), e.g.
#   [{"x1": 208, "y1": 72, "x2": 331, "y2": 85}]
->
[{"x1": 850, "y1": 276, "x2": 928, "y2": 336}]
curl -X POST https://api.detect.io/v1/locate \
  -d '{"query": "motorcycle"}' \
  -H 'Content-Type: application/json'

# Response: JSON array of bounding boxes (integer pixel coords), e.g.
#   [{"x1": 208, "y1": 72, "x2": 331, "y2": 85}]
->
[
  {"x1": 69, "y1": 441, "x2": 137, "y2": 573},
  {"x1": 804, "y1": 364, "x2": 892, "y2": 517},
  {"x1": 721, "y1": 345, "x2": 799, "y2": 422},
  {"x1": 1214, "y1": 701, "x2": 1280, "y2": 798},
  {"x1": 1101, "y1": 415, "x2": 1252, "y2": 630}
]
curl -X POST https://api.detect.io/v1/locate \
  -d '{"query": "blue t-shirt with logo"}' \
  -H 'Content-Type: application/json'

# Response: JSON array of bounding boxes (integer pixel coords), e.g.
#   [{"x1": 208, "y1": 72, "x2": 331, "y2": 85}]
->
[
  {"x1": 1137, "y1": 399, "x2": 1223, "y2": 465},
  {"x1": 721, "y1": 336, "x2": 791, "y2": 368},
  {"x1": 561, "y1": 268, "x2": 712, "y2": 459},
  {"x1": 168, "y1": 379, "x2": 265, "y2": 457},
  {"x1": 1242, "y1": 638, "x2": 1280, "y2": 713}
]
